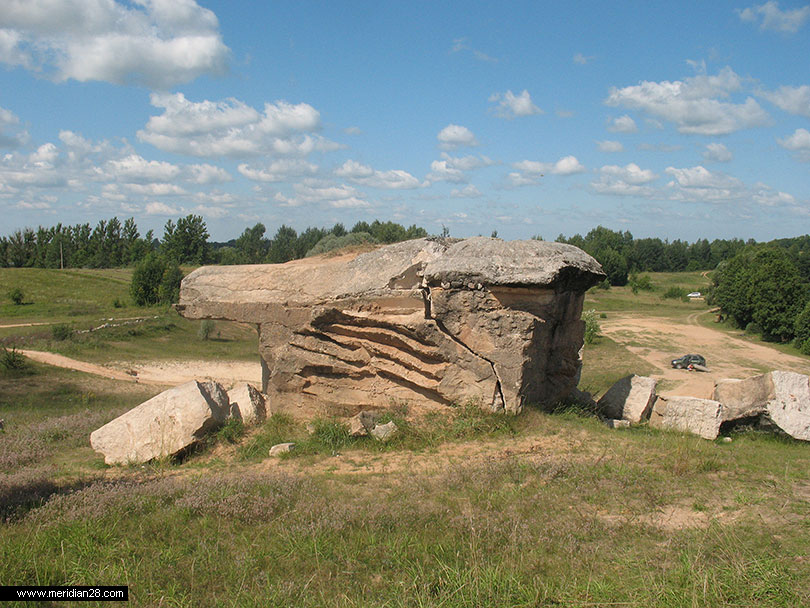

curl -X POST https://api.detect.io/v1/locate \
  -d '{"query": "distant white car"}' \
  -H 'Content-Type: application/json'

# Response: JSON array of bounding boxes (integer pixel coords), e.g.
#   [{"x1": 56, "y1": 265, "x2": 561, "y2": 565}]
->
[{"x1": 687, "y1": 292, "x2": 702, "y2": 298}]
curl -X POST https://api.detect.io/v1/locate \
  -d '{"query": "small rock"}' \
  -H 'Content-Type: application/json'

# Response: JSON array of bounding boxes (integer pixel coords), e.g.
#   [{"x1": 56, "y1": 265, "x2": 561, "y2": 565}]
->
[
  {"x1": 370, "y1": 421, "x2": 398, "y2": 442},
  {"x1": 722, "y1": 436, "x2": 732, "y2": 443},
  {"x1": 305, "y1": 423, "x2": 316, "y2": 434},
  {"x1": 603, "y1": 418, "x2": 631, "y2": 429},
  {"x1": 348, "y1": 411, "x2": 377, "y2": 437},
  {"x1": 269, "y1": 442, "x2": 295, "y2": 457},
  {"x1": 227, "y1": 383, "x2": 267, "y2": 425}
]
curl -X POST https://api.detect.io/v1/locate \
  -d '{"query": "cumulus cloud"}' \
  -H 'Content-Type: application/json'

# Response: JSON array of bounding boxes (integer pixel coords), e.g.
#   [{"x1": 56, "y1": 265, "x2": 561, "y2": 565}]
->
[
  {"x1": 778, "y1": 128, "x2": 810, "y2": 160},
  {"x1": 274, "y1": 180, "x2": 370, "y2": 208},
  {"x1": 759, "y1": 85, "x2": 810, "y2": 117},
  {"x1": 0, "y1": 0, "x2": 230, "y2": 88},
  {"x1": 703, "y1": 142, "x2": 733, "y2": 162},
  {"x1": 0, "y1": 106, "x2": 28, "y2": 149},
  {"x1": 513, "y1": 155, "x2": 585, "y2": 176},
  {"x1": 607, "y1": 115, "x2": 638, "y2": 133},
  {"x1": 597, "y1": 140, "x2": 624, "y2": 153},
  {"x1": 664, "y1": 165, "x2": 746, "y2": 202},
  {"x1": 333, "y1": 159, "x2": 420, "y2": 189},
  {"x1": 489, "y1": 90, "x2": 543, "y2": 118},
  {"x1": 145, "y1": 201, "x2": 182, "y2": 215},
  {"x1": 426, "y1": 160, "x2": 466, "y2": 183},
  {"x1": 605, "y1": 67, "x2": 770, "y2": 135},
  {"x1": 105, "y1": 154, "x2": 181, "y2": 183},
  {"x1": 238, "y1": 159, "x2": 319, "y2": 182},
  {"x1": 451, "y1": 184, "x2": 482, "y2": 198},
  {"x1": 137, "y1": 93, "x2": 335, "y2": 158},
  {"x1": 738, "y1": 1, "x2": 810, "y2": 33},
  {"x1": 187, "y1": 163, "x2": 231, "y2": 184},
  {"x1": 437, "y1": 124, "x2": 478, "y2": 149},
  {"x1": 591, "y1": 163, "x2": 658, "y2": 197}
]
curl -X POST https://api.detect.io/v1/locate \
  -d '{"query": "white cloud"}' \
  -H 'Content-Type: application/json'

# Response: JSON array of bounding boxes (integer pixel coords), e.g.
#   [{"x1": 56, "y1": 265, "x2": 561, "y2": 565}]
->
[
  {"x1": 0, "y1": 0, "x2": 230, "y2": 88},
  {"x1": 238, "y1": 159, "x2": 318, "y2": 182},
  {"x1": 137, "y1": 93, "x2": 333, "y2": 158},
  {"x1": 437, "y1": 124, "x2": 478, "y2": 149},
  {"x1": 106, "y1": 154, "x2": 181, "y2": 183},
  {"x1": 188, "y1": 163, "x2": 231, "y2": 184},
  {"x1": 145, "y1": 201, "x2": 181, "y2": 215},
  {"x1": 597, "y1": 140, "x2": 624, "y2": 153},
  {"x1": 439, "y1": 153, "x2": 494, "y2": 171},
  {"x1": 703, "y1": 142, "x2": 733, "y2": 162},
  {"x1": 664, "y1": 165, "x2": 746, "y2": 202},
  {"x1": 426, "y1": 160, "x2": 466, "y2": 183},
  {"x1": 274, "y1": 180, "x2": 370, "y2": 208},
  {"x1": 591, "y1": 163, "x2": 658, "y2": 197},
  {"x1": 608, "y1": 115, "x2": 638, "y2": 133},
  {"x1": 0, "y1": 106, "x2": 28, "y2": 149},
  {"x1": 489, "y1": 90, "x2": 543, "y2": 118},
  {"x1": 334, "y1": 159, "x2": 420, "y2": 189},
  {"x1": 125, "y1": 182, "x2": 187, "y2": 196},
  {"x1": 450, "y1": 38, "x2": 497, "y2": 63},
  {"x1": 451, "y1": 184, "x2": 482, "y2": 198},
  {"x1": 573, "y1": 53, "x2": 595, "y2": 65},
  {"x1": 778, "y1": 128, "x2": 810, "y2": 160},
  {"x1": 606, "y1": 67, "x2": 770, "y2": 135},
  {"x1": 513, "y1": 155, "x2": 585, "y2": 176},
  {"x1": 759, "y1": 85, "x2": 810, "y2": 117},
  {"x1": 738, "y1": 1, "x2": 810, "y2": 33}
]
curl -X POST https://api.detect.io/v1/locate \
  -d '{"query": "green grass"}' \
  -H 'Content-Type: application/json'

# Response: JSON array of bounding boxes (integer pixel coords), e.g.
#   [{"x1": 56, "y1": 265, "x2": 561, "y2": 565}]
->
[
  {"x1": 2, "y1": 268, "x2": 810, "y2": 606},
  {"x1": 2, "y1": 365, "x2": 809, "y2": 606}
]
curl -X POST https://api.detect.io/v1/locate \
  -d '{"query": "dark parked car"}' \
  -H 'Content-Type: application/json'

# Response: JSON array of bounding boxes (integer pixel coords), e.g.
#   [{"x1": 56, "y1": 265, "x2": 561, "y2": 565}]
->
[{"x1": 671, "y1": 354, "x2": 706, "y2": 369}]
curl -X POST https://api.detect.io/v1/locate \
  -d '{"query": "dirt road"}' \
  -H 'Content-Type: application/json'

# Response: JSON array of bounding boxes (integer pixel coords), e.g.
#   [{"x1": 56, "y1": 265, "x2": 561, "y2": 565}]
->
[
  {"x1": 601, "y1": 311, "x2": 809, "y2": 398},
  {"x1": 18, "y1": 350, "x2": 261, "y2": 388}
]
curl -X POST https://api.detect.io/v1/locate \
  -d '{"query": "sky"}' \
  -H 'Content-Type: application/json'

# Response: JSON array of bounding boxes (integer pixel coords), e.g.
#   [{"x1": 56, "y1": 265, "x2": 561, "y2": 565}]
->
[{"x1": 1, "y1": 0, "x2": 809, "y2": 243}]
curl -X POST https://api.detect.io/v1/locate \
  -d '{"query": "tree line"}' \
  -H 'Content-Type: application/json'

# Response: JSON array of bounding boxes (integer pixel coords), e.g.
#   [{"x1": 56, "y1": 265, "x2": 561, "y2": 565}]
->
[
  {"x1": 0, "y1": 216, "x2": 427, "y2": 269},
  {"x1": 556, "y1": 225, "x2": 810, "y2": 287}
]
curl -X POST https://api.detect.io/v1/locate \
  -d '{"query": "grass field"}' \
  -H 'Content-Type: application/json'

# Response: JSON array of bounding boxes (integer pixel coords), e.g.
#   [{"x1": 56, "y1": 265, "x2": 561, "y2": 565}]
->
[{"x1": 2, "y1": 268, "x2": 810, "y2": 607}]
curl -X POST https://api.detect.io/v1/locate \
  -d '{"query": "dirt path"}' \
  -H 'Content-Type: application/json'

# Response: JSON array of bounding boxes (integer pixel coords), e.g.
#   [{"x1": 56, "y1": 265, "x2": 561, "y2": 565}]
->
[
  {"x1": 18, "y1": 349, "x2": 261, "y2": 388},
  {"x1": 601, "y1": 312, "x2": 810, "y2": 398}
]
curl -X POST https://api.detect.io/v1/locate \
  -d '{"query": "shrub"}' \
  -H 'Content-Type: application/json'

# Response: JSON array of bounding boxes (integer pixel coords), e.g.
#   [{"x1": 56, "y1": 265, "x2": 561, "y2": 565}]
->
[
  {"x1": 629, "y1": 273, "x2": 654, "y2": 294},
  {"x1": 1, "y1": 346, "x2": 29, "y2": 371},
  {"x1": 583, "y1": 309, "x2": 600, "y2": 344},
  {"x1": 662, "y1": 286, "x2": 689, "y2": 301},
  {"x1": 51, "y1": 324, "x2": 72, "y2": 341},
  {"x1": 8, "y1": 287, "x2": 24, "y2": 305},
  {"x1": 596, "y1": 279, "x2": 610, "y2": 290},
  {"x1": 112, "y1": 298, "x2": 124, "y2": 309},
  {"x1": 306, "y1": 232, "x2": 377, "y2": 257},
  {"x1": 198, "y1": 319, "x2": 215, "y2": 341},
  {"x1": 131, "y1": 254, "x2": 183, "y2": 306}
]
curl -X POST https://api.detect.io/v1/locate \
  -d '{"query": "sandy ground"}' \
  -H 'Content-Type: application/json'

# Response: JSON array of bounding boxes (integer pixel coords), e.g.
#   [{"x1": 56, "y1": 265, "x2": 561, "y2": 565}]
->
[
  {"x1": 600, "y1": 310, "x2": 810, "y2": 398},
  {"x1": 18, "y1": 350, "x2": 261, "y2": 388}
]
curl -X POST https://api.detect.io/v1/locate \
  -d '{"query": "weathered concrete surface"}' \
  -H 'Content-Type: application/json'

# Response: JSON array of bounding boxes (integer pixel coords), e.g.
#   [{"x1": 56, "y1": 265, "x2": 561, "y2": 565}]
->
[
  {"x1": 767, "y1": 371, "x2": 810, "y2": 441},
  {"x1": 598, "y1": 375, "x2": 657, "y2": 423},
  {"x1": 650, "y1": 396, "x2": 723, "y2": 440},
  {"x1": 713, "y1": 374, "x2": 772, "y2": 422},
  {"x1": 90, "y1": 380, "x2": 230, "y2": 465},
  {"x1": 178, "y1": 238, "x2": 604, "y2": 415},
  {"x1": 227, "y1": 383, "x2": 267, "y2": 425}
]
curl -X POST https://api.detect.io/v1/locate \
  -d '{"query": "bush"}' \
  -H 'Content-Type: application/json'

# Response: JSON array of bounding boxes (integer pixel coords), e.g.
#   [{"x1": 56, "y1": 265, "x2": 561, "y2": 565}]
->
[
  {"x1": 130, "y1": 254, "x2": 183, "y2": 306},
  {"x1": 305, "y1": 232, "x2": 377, "y2": 257},
  {"x1": 8, "y1": 287, "x2": 24, "y2": 305},
  {"x1": 794, "y1": 301, "x2": 810, "y2": 348},
  {"x1": 662, "y1": 286, "x2": 689, "y2": 301},
  {"x1": 51, "y1": 324, "x2": 72, "y2": 341},
  {"x1": 583, "y1": 309, "x2": 600, "y2": 344},
  {"x1": 198, "y1": 320, "x2": 215, "y2": 341},
  {"x1": 1, "y1": 346, "x2": 28, "y2": 371},
  {"x1": 628, "y1": 273, "x2": 654, "y2": 294}
]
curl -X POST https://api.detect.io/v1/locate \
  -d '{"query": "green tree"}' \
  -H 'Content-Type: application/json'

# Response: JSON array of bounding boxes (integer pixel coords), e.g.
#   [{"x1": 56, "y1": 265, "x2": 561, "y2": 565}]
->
[
  {"x1": 130, "y1": 253, "x2": 168, "y2": 306},
  {"x1": 162, "y1": 215, "x2": 210, "y2": 265},
  {"x1": 234, "y1": 223, "x2": 268, "y2": 263},
  {"x1": 266, "y1": 225, "x2": 298, "y2": 263}
]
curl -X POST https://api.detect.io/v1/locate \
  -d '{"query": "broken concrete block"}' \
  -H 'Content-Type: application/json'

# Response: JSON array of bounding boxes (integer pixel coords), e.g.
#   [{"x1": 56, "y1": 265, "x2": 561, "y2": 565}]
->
[
  {"x1": 767, "y1": 371, "x2": 810, "y2": 441},
  {"x1": 90, "y1": 380, "x2": 230, "y2": 465},
  {"x1": 650, "y1": 396, "x2": 723, "y2": 440},
  {"x1": 713, "y1": 374, "x2": 772, "y2": 421},
  {"x1": 597, "y1": 375, "x2": 657, "y2": 423},
  {"x1": 228, "y1": 383, "x2": 267, "y2": 425}
]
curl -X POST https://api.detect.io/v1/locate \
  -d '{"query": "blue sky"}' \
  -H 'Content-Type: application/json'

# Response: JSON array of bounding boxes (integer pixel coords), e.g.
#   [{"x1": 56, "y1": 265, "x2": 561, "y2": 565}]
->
[{"x1": 1, "y1": 0, "x2": 809, "y2": 242}]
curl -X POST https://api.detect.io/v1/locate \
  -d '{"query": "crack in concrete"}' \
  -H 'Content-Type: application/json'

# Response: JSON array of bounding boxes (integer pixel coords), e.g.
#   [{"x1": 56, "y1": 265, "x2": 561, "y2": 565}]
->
[{"x1": 421, "y1": 285, "x2": 507, "y2": 413}]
